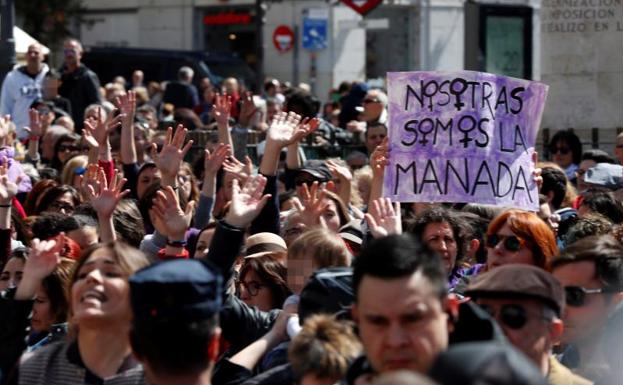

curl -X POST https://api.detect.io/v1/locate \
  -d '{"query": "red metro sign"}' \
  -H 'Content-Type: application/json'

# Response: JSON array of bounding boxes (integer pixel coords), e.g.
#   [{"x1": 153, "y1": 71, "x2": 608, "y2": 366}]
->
[
  {"x1": 273, "y1": 25, "x2": 295, "y2": 53},
  {"x1": 340, "y1": 0, "x2": 383, "y2": 15}
]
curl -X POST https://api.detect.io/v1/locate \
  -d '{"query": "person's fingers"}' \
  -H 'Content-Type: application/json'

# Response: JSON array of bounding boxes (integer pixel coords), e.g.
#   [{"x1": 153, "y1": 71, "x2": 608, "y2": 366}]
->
[
  {"x1": 300, "y1": 182, "x2": 311, "y2": 202},
  {"x1": 115, "y1": 177, "x2": 127, "y2": 193},
  {"x1": 163, "y1": 185, "x2": 179, "y2": 204},
  {"x1": 364, "y1": 213, "x2": 378, "y2": 231},
  {"x1": 150, "y1": 143, "x2": 158, "y2": 161},
  {"x1": 185, "y1": 200, "x2": 196, "y2": 217},
  {"x1": 172, "y1": 124, "x2": 186, "y2": 148},
  {"x1": 86, "y1": 184, "x2": 96, "y2": 200},
  {"x1": 181, "y1": 139, "x2": 193, "y2": 156},
  {"x1": 231, "y1": 178, "x2": 241, "y2": 197},
  {"x1": 252, "y1": 176, "x2": 267, "y2": 200},
  {"x1": 164, "y1": 125, "x2": 173, "y2": 145},
  {"x1": 532, "y1": 151, "x2": 539, "y2": 166}
]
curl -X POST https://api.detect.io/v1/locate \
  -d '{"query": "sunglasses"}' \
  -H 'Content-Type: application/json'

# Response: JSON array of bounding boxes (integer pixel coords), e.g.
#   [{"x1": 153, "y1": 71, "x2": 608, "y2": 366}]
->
[
  {"x1": 237, "y1": 280, "x2": 268, "y2": 297},
  {"x1": 479, "y1": 304, "x2": 530, "y2": 330},
  {"x1": 551, "y1": 147, "x2": 570, "y2": 155},
  {"x1": 485, "y1": 234, "x2": 525, "y2": 252},
  {"x1": 564, "y1": 286, "x2": 612, "y2": 307}
]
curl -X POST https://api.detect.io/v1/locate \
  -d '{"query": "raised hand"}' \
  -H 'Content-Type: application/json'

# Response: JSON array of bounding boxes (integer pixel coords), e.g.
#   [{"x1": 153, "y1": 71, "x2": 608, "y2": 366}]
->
[
  {"x1": 238, "y1": 92, "x2": 258, "y2": 127},
  {"x1": 87, "y1": 168, "x2": 130, "y2": 219},
  {"x1": 223, "y1": 155, "x2": 253, "y2": 182},
  {"x1": 79, "y1": 164, "x2": 102, "y2": 201},
  {"x1": 150, "y1": 186, "x2": 195, "y2": 240},
  {"x1": 224, "y1": 174, "x2": 271, "y2": 229},
  {"x1": 293, "y1": 181, "x2": 327, "y2": 228},
  {"x1": 211, "y1": 93, "x2": 232, "y2": 126},
  {"x1": 364, "y1": 198, "x2": 402, "y2": 238},
  {"x1": 25, "y1": 237, "x2": 63, "y2": 280},
  {"x1": 115, "y1": 90, "x2": 136, "y2": 126},
  {"x1": 82, "y1": 123, "x2": 99, "y2": 150},
  {"x1": 266, "y1": 111, "x2": 305, "y2": 148},
  {"x1": 24, "y1": 110, "x2": 42, "y2": 139},
  {"x1": 370, "y1": 137, "x2": 389, "y2": 175},
  {"x1": 83, "y1": 107, "x2": 124, "y2": 148},
  {"x1": 0, "y1": 159, "x2": 19, "y2": 204},
  {"x1": 151, "y1": 124, "x2": 193, "y2": 179},
  {"x1": 326, "y1": 159, "x2": 353, "y2": 183},
  {"x1": 204, "y1": 143, "x2": 231, "y2": 176},
  {"x1": 533, "y1": 151, "x2": 543, "y2": 190}
]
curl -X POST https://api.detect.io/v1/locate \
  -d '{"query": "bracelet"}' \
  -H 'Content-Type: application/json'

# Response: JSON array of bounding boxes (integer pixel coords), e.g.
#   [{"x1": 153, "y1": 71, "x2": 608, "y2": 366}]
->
[
  {"x1": 166, "y1": 239, "x2": 187, "y2": 247},
  {"x1": 0, "y1": 204, "x2": 11, "y2": 208},
  {"x1": 29, "y1": 136, "x2": 40, "y2": 141}
]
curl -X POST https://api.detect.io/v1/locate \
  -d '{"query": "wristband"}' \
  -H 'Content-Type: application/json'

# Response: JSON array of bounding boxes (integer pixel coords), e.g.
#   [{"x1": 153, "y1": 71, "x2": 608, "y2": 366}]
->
[
  {"x1": 29, "y1": 136, "x2": 40, "y2": 141},
  {"x1": 166, "y1": 239, "x2": 187, "y2": 247},
  {"x1": 0, "y1": 204, "x2": 10, "y2": 208}
]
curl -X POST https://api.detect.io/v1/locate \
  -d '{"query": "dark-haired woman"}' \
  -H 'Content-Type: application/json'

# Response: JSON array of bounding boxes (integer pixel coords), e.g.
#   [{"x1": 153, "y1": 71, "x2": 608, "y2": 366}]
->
[{"x1": 238, "y1": 253, "x2": 291, "y2": 312}]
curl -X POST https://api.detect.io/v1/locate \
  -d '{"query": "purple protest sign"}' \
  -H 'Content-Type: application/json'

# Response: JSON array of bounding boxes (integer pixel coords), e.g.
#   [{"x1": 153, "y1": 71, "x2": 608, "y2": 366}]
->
[{"x1": 383, "y1": 71, "x2": 548, "y2": 211}]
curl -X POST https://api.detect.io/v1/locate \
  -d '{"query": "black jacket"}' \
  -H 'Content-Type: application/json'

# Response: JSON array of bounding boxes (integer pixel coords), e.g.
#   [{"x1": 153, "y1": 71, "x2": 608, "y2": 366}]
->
[
  {"x1": 206, "y1": 221, "x2": 280, "y2": 355},
  {"x1": 59, "y1": 64, "x2": 101, "y2": 131},
  {"x1": 345, "y1": 301, "x2": 507, "y2": 385}
]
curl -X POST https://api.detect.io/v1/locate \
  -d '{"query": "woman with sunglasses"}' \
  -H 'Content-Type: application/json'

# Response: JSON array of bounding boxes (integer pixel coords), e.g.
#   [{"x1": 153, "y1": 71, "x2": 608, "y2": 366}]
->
[
  {"x1": 50, "y1": 133, "x2": 81, "y2": 172},
  {"x1": 548, "y1": 130, "x2": 582, "y2": 182},
  {"x1": 19, "y1": 242, "x2": 150, "y2": 384},
  {"x1": 485, "y1": 209, "x2": 558, "y2": 271}
]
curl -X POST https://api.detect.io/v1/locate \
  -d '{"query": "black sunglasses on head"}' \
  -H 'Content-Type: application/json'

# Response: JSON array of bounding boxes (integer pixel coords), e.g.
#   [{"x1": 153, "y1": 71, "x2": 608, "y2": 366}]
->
[
  {"x1": 485, "y1": 234, "x2": 524, "y2": 252},
  {"x1": 564, "y1": 286, "x2": 613, "y2": 307}
]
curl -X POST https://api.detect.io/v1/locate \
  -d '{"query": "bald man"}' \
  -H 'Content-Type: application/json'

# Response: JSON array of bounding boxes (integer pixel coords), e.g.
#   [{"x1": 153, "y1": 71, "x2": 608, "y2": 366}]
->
[{"x1": 0, "y1": 43, "x2": 49, "y2": 139}]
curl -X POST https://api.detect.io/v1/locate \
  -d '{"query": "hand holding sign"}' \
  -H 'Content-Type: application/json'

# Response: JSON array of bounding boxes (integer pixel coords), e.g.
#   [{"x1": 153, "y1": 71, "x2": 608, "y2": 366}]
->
[{"x1": 384, "y1": 71, "x2": 548, "y2": 211}]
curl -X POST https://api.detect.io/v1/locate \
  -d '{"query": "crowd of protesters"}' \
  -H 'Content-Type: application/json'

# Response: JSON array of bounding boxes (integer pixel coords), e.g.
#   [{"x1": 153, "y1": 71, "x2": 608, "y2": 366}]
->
[{"x1": 0, "y1": 38, "x2": 621, "y2": 385}]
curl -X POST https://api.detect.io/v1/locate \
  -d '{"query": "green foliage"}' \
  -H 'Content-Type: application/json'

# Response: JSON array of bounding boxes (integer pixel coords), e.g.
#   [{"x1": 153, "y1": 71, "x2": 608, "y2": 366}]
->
[{"x1": 16, "y1": 0, "x2": 84, "y2": 46}]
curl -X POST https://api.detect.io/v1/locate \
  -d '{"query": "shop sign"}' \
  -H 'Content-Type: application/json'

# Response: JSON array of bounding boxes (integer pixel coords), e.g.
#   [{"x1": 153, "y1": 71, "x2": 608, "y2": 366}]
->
[{"x1": 203, "y1": 12, "x2": 252, "y2": 25}]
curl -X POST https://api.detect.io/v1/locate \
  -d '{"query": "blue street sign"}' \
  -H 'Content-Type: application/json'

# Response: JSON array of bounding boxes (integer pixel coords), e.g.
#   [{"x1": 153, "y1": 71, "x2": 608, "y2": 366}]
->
[{"x1": 302, "y1": 16, "x2": 328, "y2": 51}]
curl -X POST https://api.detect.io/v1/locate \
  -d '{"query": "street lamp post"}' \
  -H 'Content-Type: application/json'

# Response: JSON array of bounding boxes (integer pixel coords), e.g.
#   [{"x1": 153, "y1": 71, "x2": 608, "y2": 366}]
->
[
  {"x1": 0, "y1": 0, "x2": 16, "y2": 84},
  {"x1": 255, "y1": 0, "x2": 265, "y2": 91}
]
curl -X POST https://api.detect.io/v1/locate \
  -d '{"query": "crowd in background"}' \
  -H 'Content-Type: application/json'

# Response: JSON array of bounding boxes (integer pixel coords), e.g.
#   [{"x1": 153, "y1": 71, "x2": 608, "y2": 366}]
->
[{"x1": 0, "y1": 38, "x2": 621, "y2": 385}]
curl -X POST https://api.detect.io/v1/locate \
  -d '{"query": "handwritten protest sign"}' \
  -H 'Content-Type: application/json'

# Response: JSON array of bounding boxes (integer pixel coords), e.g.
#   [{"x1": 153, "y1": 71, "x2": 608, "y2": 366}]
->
[{"x1": 383, "y1": 71, "x2": 548, "y2": 211}]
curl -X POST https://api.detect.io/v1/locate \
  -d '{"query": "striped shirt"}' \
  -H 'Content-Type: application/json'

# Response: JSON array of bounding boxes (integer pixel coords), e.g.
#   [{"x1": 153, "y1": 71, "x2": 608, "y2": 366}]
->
[{"x1": 18, "y1": 340, "x2": 145, "y2": 385}]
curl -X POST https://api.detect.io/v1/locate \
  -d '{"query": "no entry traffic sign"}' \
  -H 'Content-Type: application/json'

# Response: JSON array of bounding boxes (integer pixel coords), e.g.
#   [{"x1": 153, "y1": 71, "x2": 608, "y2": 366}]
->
[{"x1": 273, "y1": 25, "x2": 295, "y2": 53}]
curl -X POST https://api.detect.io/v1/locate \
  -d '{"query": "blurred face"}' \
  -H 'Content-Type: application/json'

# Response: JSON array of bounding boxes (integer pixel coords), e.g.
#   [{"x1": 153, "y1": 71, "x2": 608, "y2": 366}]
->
[
  {"x1": 238, "y1": 270, "x2": 274, "y2": 312},
  {"x1": 71, "y1": 248, "x2": 131, "y2": 327},
  {"x1": 42, "y1": 78, "x2": 59, "y2": 99},
  {"x1": 57, "y1": 140, "x2": 79, "y2": 164},
  {"x1": 266, "y1": 102, "x2": 281, "y2": 123},
  {"x1": 477, "y1": 298, "x2": 555, "y2": 368},
  {"x1": 362, "y1": 92, "x2": 385, "y2": 122},
  {"x1": 321, "y1": 199, "x2": 341, "y2": 233},
  {"x1": 46, "y1": 192, "x2": 76, "y2": 215},
  {"x1": 63, "y1": 40, "x2": 82, "y2": 69},
  {"x1": 353, "y1": 272, "x2": 450, "y2": 374},
  {"x1": 287, "y1": 253, "x2": 314, "y2": 295},
  {"x1": 203, "y1": 86, "x2": 216, "y2": 104},
  {"x1": 137, "y1": 167, "x2": 161, "y2": 199},
  {"x1": 132, "y1": 70, "x2": 143, "y2": 85},
  {"x1": 31, "y1": 286, "x2": 55, "y2": 333},
  {"x1": 178, "y1": 169, "x2": 193, "y2": 201},
  {"x1": 551, "y1": 140, "x2": 573, "y2": 169},
  {"x1": 553, "y1": 261, "x2": 617, "y2": 345},
  {"x1": 26, "y1": 44, "x2": 44, "y2": 68},
  {"x1": 283, "y1": 212, "x2": 306, "y2": 246},
  {"x1": 486, "y1": 222, "x2": 535, "y2": 270},
  {"x1": 365, "y1": 125, "x2": 387, "y2": 154},
  {"x1": 0, "y1": 257, "x2": 25, "y2": 291},
  {"x1": 67, "y1": 226, "x2": 98, "y2": 249},
  {"x1": 422, "y1": 222, "x2": 457, "y2": 272},
  {"x1": 576, "y1": 159, "x2": 596, "y2": 192},
  {"x1": 194, "y1": 228, "x2": 215, "y2": 258}
]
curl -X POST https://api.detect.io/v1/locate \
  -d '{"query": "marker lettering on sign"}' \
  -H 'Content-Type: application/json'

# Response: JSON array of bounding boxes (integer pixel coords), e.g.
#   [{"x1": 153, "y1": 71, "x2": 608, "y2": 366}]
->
[{"x1": 385, "y1": 71, "x2": 548, "y2": 211}]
